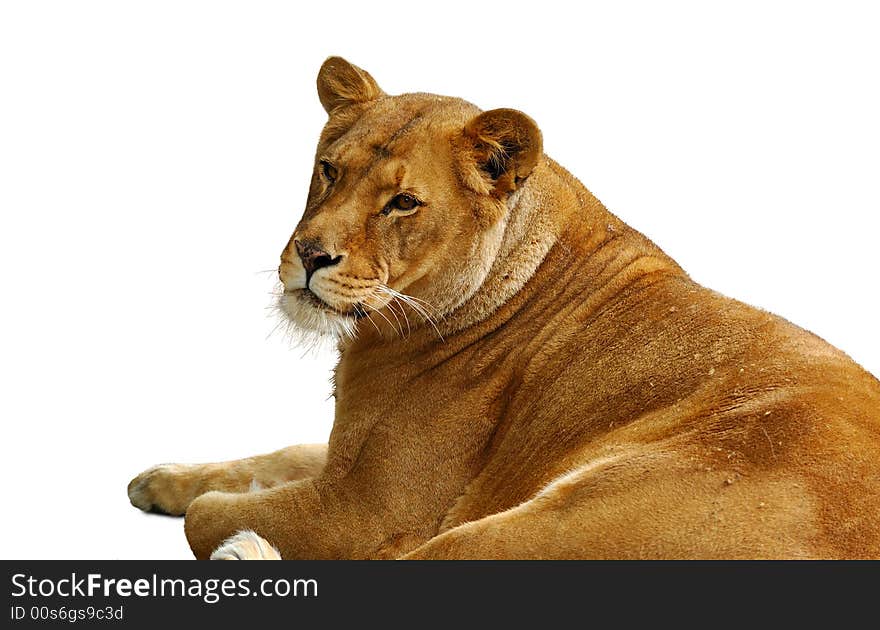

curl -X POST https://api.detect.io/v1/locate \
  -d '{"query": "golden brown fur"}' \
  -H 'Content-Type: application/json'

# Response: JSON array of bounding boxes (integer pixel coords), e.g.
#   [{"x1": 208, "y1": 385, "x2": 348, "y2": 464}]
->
[{"x1": 129, "y1": 57, "x2": 880, "y2": 559}]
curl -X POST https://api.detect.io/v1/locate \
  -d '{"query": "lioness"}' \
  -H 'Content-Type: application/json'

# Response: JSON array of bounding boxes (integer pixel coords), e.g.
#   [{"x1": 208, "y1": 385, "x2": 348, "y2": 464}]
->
[{"x1": 129, "y1": 57, "x2": 880, "y2": 559}]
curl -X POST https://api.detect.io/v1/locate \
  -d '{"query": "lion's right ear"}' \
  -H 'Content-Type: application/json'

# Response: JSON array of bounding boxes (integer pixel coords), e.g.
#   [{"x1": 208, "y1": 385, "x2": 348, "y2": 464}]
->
[{"x1": 317, "y1": 57, "x2": 384, "y2": 115}]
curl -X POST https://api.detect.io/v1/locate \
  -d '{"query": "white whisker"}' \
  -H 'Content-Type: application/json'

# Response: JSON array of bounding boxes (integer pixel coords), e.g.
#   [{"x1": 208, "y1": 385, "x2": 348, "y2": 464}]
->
[
  {"x1": 389, "y1": 298, "x2": 412, "y2": 336},
  {"x1": 375, "y1": 285, "x2": 444, "y2": 341},
  {"x1": 381, "y1": 298, "x2": 406, "y2": 337},
  {"x1": 365, "y1": 302, "x2": 403, "y2": 338},
  {"x1": 382, "y1": 286, "x2": 444, "y2": 320},
  {"x1": 363, "y1": 311, "x2": 383, "y2": 336}
]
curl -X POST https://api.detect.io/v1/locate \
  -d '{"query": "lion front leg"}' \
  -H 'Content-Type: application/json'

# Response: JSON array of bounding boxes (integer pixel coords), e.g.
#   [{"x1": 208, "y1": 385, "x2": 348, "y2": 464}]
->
[
  {"x1": 183, "y1": 479, "x2": 420, "y2": 560},
  {"x1": 184, "y1": 489, "x2": 281, "y2": 560},
  {"x1": 127, "y1": 443, "x2": 327, "y2": 515},
  {"x1": 182, "y1": 480, "x2": 336, "y2": 560}
]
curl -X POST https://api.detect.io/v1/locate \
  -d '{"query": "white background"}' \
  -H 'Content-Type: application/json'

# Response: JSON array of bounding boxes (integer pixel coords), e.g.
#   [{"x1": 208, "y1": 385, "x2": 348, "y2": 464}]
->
[{"x1": 1, "y1": 1, "x2": 877, "y2": 559}]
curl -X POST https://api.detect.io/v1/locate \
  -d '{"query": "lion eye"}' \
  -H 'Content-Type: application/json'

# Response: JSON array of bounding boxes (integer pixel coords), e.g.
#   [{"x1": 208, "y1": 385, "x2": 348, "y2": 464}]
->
[
  {"x1": 320, "y1": 160, "x2": 338, "y2": 183},
  {"x1": 384, "y1": 193, "x2": 421, "y2": 215}
]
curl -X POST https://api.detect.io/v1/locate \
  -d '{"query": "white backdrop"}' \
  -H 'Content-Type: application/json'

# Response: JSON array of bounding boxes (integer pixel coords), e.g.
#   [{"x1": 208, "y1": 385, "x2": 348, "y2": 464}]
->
[{"x1": 1, "y1": 1, "x2": 877, "y2": 559}]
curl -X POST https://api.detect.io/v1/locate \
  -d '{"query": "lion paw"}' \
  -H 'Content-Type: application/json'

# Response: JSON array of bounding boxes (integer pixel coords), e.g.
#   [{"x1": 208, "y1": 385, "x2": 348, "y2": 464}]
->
[
  {"x1": 210, "y1": 530, "x2": 281, "y2": 560},
  {"x1": 127, "y1": 463, "x2": 201, "y2": 516}
]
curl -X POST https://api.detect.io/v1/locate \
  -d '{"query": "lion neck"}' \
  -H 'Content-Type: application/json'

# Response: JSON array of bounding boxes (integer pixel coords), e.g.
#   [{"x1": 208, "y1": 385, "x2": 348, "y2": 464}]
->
[{"x1": 437, "y1": 157, "x2": 619, "y2": 335}]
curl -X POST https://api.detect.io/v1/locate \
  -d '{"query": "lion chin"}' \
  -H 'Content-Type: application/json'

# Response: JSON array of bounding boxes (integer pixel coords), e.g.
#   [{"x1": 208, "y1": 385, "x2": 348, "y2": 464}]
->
[{"x1": 277, "y1": 288, "x2": 358, "y2": 343}]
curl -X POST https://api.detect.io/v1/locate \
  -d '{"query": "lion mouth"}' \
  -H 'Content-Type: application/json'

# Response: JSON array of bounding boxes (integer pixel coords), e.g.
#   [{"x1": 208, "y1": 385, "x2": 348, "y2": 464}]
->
[
  {"x1": 296, "y1": 288, "x2": 334, "y2": 310},
  {"x1": 285, "y1": 288, "x2": 366, "y2": 320}
]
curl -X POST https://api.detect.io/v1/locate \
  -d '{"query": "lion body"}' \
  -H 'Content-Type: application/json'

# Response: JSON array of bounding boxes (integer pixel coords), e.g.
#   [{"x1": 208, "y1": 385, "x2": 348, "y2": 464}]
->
[
  {"x1": 316, "y1": 158, "x2": 880, "y2": 559},
  {"x1": 131, "y1": 58, "x2": 880, "y2": 559}
]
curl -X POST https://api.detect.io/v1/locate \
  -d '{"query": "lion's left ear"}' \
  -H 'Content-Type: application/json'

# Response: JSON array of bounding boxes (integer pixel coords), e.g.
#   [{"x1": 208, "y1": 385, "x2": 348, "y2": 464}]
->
[{"x1": 461, "y1": 108, "x2": 543, "y2": 197}]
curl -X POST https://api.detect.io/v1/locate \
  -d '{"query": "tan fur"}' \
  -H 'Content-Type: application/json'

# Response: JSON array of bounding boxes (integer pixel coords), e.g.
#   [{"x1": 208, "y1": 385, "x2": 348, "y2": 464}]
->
[{"x1": 130, "y1": 58, "x2": 880, "y2": 559}]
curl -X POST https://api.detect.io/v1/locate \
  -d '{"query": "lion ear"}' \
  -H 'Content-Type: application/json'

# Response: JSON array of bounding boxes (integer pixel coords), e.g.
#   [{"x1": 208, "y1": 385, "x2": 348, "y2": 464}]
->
[
  {"x1": 317, "y1": 56, "x2": 384, "y2": 115},
  {"x1": 462, "y1": 108, "x2": 543, "y2": 197}
]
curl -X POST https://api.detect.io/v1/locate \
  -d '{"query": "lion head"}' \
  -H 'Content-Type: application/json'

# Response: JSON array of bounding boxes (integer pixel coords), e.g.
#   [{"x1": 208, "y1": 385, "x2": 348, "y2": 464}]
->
[{"x1": 277, "y1": 57, "x2": 543, "y2": 341}]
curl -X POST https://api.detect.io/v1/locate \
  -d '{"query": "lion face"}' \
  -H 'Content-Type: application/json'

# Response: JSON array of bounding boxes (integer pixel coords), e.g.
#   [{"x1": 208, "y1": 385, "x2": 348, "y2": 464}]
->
[{"x1": 278, "y1": 58, "x2": 542, "y2": 340}]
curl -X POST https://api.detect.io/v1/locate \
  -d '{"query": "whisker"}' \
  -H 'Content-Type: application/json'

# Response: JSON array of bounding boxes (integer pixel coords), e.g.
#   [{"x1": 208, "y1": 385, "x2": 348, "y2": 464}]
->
[
  {"x1": 389, "y1": 297, "x2": 412, "y2": 336},
  {"x1": 266, "y1": 309, "x2": 289, "y2": 341},
  {"x1": 395, "y1": 293, "x2": 443, "y2": 317},
  {"x1": 382, "y1": 298, "x2": 407, "y2": 337},
  {"x1": 376, "y1": 285, "x2": 444, "y2": 341},
  {"x1": 382, "y1": 286, "x2": 445, "y2": 320},
  {"x1": 365, "y1": 302, "x2": 403, "y2": 338},
  {"x1": 363, "y1": 311, "x2": 383, "y2": 336}
]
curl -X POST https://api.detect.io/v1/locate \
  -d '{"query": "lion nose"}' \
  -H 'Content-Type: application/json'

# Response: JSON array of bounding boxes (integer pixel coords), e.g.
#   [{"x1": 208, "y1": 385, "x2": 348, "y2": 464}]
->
[{"x1": 294, "y1": 239, "x2": 343, "y2": 278}]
